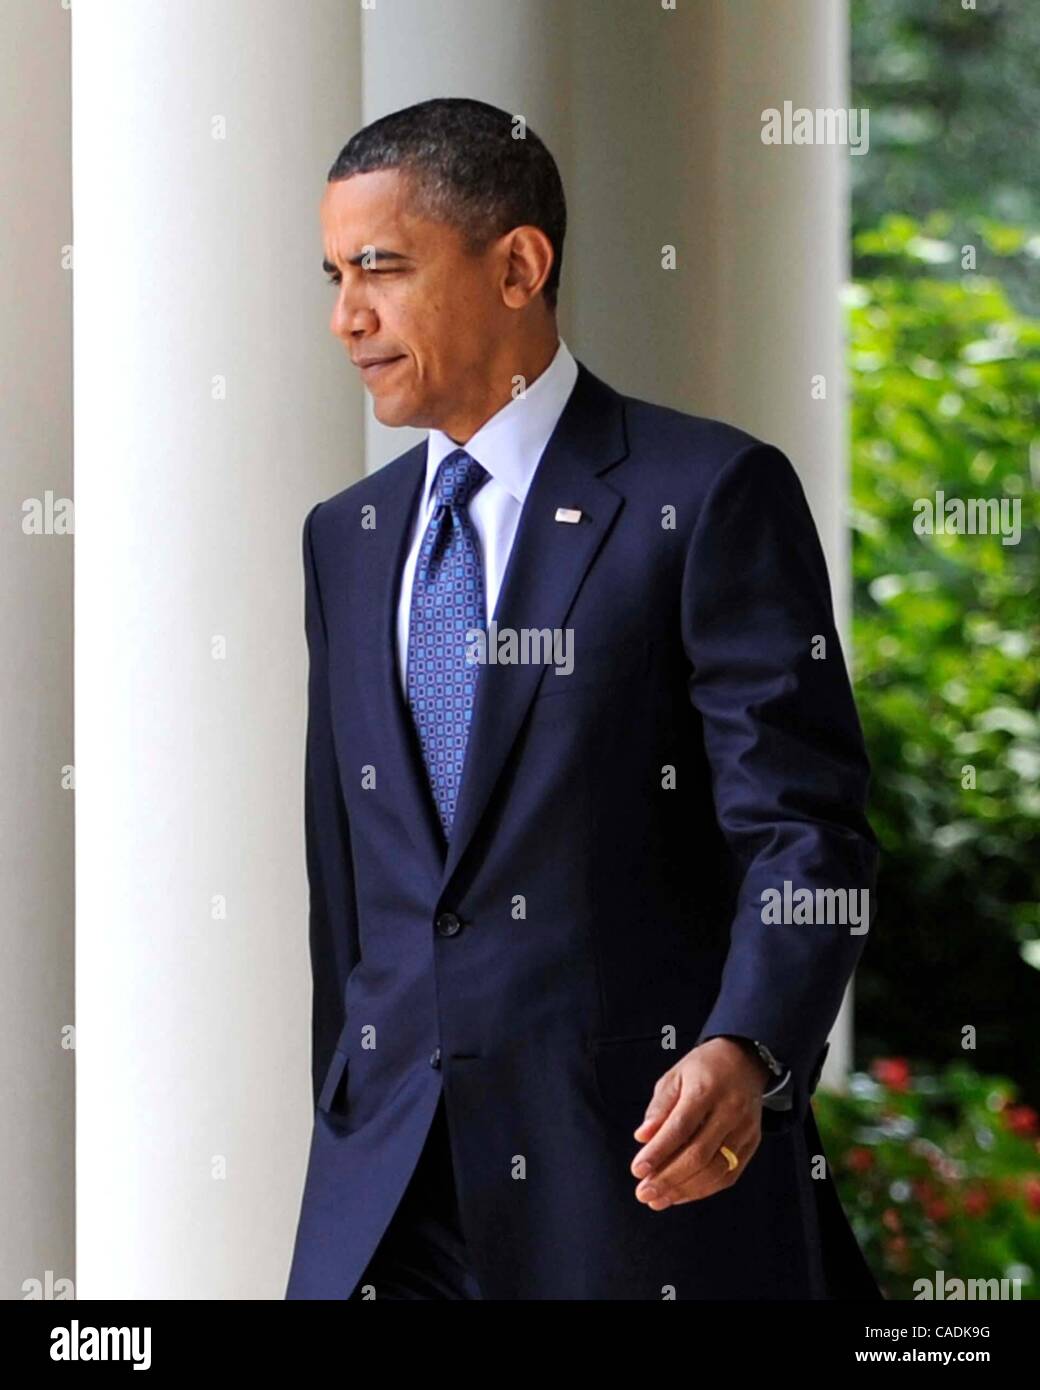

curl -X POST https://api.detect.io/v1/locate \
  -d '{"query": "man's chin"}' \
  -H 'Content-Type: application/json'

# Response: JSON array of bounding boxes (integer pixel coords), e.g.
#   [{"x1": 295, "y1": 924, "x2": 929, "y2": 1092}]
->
[{"x1": 370, "y1": 393, "x2": 420, "y2": 429}]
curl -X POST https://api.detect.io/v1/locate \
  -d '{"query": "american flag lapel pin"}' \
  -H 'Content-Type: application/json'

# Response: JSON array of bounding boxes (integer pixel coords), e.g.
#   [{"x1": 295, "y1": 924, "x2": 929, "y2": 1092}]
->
[{"x1": 554, "y1": 507, "x2": 582, "y2": 524}]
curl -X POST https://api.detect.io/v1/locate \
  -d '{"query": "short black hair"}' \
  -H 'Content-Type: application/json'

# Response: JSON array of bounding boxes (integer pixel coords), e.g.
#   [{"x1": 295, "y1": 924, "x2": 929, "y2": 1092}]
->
[{"x1": 327, "y1": 97, "x2": 566, "y2": 311}]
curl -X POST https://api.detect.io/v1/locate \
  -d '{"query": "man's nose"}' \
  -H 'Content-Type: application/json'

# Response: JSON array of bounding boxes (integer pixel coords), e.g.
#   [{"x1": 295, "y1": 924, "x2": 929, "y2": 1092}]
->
[{"x1": 330, "y1": 292, "x2": 377, "y2": 340}]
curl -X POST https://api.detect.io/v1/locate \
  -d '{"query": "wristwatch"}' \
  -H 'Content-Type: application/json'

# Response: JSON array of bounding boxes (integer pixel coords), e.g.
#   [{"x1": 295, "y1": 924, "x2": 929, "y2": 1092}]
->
[{"x1": 749, "y1": 1039, "x2": 786, "y2": 1082}]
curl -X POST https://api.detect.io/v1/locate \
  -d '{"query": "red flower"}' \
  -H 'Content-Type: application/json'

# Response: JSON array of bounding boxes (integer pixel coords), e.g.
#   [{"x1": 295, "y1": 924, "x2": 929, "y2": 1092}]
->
[
  {"x1": 925, "y1": 1198, "x2": 951, "y2": 1223},
  {"x1": 882, "y1": 1207, "x2": 902, "y2": 1232},
  {"x1": 871, "y1": 1057, "x2": 912, "y2": 1091},
  {"x1": 1002, "y1": 1105, "x2": 1039, "y2": 1137},
  {"x1": 913, "y1": 1177, "x2": 937, "y2": 1202},
  {"x1": 884, "y1": 1235, "x2": 910, "y2": 1272},
  {"x1": 963, "y1": 1187, "x2": 990, "y2": 1218},
  {"x1": 846, "y1": 1146, "x2": 875, "y2": 1173},
  {"x1": 1023, "y1": 1177, "x2": 1040, "y2": 1216}
]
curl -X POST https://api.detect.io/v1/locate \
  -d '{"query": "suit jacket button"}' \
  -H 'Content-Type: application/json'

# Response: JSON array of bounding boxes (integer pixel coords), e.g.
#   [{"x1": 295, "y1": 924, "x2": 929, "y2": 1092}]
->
[
  {"x1": 429, "y1": 1047, "x2": 442, "y2": 1068},
  {"x1": 436, "y1": 912, "x2": 462, "y2": 937}
]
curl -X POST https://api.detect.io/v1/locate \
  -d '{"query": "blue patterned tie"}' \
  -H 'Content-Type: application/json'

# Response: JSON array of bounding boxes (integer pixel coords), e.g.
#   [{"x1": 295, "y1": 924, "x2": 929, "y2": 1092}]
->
[{"x1": 406, "y1": 448, "x2": 490, "y2": 838}]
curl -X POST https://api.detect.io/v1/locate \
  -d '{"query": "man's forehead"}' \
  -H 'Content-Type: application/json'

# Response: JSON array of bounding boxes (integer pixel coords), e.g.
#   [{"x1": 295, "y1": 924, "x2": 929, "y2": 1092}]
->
[
  {"x1": 321, "y1": 172, "x2": 425, "y2": 258},
  {"x1": 322, "y1": 170, "x2": 417, "y2": 224}
]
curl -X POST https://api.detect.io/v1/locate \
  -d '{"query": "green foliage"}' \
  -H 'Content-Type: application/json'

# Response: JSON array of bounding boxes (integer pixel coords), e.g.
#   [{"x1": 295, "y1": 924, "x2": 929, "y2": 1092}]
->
[
  {"x1": 815, "y1": 1060, "x2": 1040, "y2": 1300},
  {"x1": 847, "y1": 2, "x2": 1040, "y2": 1293},
  {"x1": 849, "y1": 217, "x2": 1040, "y2": 1096},
  {"x1": 851, "y1": 0, "x2": 1040, "y2": 314}
]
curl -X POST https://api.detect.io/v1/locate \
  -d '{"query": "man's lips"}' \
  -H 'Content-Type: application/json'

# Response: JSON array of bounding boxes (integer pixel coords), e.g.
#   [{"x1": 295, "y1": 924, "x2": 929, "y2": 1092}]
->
[{"x1": 355, "y1": 355, "x2": 406, "y2": 378}]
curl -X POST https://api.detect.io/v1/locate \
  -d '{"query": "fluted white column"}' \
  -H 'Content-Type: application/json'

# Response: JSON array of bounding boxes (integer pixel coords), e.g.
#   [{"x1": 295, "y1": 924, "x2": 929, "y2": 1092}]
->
[{"x1": 73, "y1": 0, "x2": 363, "y2": 1298}]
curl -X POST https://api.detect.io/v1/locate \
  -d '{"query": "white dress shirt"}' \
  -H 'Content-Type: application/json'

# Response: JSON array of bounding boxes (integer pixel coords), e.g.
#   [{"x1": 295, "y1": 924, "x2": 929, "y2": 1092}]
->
[{"x1": 395, "y1": 336, "x2": 580, "y2": 693}]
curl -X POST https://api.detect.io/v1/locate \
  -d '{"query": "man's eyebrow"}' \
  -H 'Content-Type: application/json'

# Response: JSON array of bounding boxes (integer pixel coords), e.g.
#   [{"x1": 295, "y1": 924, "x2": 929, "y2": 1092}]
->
[{"x1": 322, "y1": 248, "x2": 413, "y2": 272}]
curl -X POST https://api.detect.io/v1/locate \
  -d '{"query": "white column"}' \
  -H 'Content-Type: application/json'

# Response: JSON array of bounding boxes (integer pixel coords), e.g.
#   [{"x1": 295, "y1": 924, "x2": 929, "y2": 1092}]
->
[
  {"x1": 73, "y1": 0, "x2": 364, "y2": 1298},
  {"x1": 360, "y1": 0, "x2": 572, "y2": 473},
  {"x1": 0, "y1": 0, "x2": 74, "y2": 1301},
  {"x1": 711, "y1": 0, "x2": 856, "y2": 1087},
  {"x1": 565, "y1": 0, "x2": 855, "y2": 1087}
]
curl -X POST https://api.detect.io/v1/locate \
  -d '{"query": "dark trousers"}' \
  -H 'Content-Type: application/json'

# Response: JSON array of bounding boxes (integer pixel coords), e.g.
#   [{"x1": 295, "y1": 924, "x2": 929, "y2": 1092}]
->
[{"x1": 349, "y1": 1093, "x2": 483, "y2": 1300}]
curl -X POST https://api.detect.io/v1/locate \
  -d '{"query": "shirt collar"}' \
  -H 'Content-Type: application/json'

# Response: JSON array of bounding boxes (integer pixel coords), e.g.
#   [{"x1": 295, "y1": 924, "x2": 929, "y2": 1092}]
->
[{"x1": 423, "y1": 338, "x2": 579, "y2": 510}]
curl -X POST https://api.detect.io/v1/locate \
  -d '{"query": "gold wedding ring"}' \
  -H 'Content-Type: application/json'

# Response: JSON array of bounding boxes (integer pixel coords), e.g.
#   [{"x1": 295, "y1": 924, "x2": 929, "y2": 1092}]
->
[{"x1": 719, "y1": 1144, "x2": 740, "y2": 1173}]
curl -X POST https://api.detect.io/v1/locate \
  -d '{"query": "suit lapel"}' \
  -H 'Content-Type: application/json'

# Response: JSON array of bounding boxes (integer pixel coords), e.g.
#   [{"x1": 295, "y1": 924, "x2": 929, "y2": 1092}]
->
[
  {"x1": 355, "y1": 445, "x2": 447, "y2": 878},
  {"x1": 440, "y1": 361, "x2": 629, "y2": 890}
]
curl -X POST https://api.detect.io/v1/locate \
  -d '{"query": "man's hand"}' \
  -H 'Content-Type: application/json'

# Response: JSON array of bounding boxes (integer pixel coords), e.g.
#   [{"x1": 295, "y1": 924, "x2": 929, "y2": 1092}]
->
[{"x1": 628, "y1": 1036, "x2": 770, "y2": 1209}]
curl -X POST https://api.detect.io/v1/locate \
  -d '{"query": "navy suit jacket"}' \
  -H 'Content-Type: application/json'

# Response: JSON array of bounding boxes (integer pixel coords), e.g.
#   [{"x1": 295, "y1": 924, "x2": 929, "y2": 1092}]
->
[{"x1": 285, "y1": 359, "x2": 881, "y2": 1300}]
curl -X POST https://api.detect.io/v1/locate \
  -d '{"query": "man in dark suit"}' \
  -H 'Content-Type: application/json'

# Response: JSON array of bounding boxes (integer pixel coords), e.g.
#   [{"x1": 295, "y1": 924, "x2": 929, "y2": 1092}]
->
[{"x1": 285, "y1": 96, "x2": 881, "y2": 1300}]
